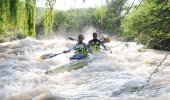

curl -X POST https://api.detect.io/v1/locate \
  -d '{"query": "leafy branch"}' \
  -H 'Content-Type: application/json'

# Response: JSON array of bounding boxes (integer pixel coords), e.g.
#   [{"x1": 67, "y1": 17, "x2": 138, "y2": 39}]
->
[{"x1": 41, "y1": 0, "x2": 56, "y2": 22}]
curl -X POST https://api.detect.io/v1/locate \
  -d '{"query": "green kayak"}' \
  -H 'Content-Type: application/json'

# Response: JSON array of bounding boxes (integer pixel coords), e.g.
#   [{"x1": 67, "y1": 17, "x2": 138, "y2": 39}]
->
[{"x1": 45, "y1": 57, "x2": 92, "y2": 74}]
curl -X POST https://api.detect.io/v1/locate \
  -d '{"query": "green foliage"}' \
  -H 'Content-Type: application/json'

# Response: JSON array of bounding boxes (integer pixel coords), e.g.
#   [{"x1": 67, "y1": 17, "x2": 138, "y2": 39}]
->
[
  {"x1": 0, "y1": 0, "x2": 36, "y2": 39},
  {"x1": 121, "y1": 0, "x2": 170, "y2": 50},
  {"x1": 0, "y1": 0, "x2": 168, "y2": 51},
  {"x1": 25, "y1": 0, "x2": 36, "y2": 37},
  {"x1": 43, "y1": 0, "x2": 55, "y2": 34},
  {"x1": 38, "y1": 0, "x2": 126, "y2": 34},
  {"x1": 63, "y1": 9, "x2": 94, "y2": 31},
  {"x1": 53, "y1": 11, "x2": 67, "y2": 31},
  {"x1": 36, "y1": 0, "x2": 128, "y2": 35},
  {"x1": 103, "y1": 0, "x2": 126, "y2": 33},
  {"x1": 52, "y1": 8, "x2": 95, "y2": 32},
  {"x1": 37, "y1": 0, "x2": 126, "y2": 33},
  {"x1": 0, "y1": 0, "x2": 10, "y2": 36},
  {"x1": 92, "y1": 7, "x2": 107, "y2": 29},
  {"x1": 9, "y1": 0, "x2": 19, "y2": 27}
]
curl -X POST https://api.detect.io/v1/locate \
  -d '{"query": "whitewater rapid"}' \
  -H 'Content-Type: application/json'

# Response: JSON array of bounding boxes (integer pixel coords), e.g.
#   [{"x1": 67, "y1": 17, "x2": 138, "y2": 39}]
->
[{"x1": 0, "y1": 37, "x2": 170, "y2": 100}]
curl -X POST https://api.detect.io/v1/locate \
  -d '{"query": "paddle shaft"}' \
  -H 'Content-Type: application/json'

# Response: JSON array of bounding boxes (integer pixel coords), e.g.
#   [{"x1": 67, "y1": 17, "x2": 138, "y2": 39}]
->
[
  {"x1": 51, "y1": 52, "x2": 63, "y2": 58},
  {"x1": 41, "y1": 52, "x2": 63, "y2": 59}
]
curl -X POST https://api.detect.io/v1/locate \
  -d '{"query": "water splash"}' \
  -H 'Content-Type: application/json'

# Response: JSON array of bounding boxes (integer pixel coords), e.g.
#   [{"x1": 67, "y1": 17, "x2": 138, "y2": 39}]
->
[{"x1": 0, "y1": 36, "x2": 170, "y2": 100}]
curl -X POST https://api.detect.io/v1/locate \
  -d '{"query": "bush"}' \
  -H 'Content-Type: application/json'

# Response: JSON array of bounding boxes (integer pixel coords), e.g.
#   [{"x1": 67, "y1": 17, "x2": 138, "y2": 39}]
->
[
  {"x1": 16, "y1": 32, "x2": 26, "y2": 39},
  {"x1": 121, "y1": 0, "x2": 170, "y2": 51},
  {"x1": 0, "y1": 38, "x2": 5, "y2": 43}
]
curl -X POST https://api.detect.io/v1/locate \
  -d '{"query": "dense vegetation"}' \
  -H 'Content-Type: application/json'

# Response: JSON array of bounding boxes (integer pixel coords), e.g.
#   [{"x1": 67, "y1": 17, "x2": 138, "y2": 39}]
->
[
  {"x1": 0, "y1": 0, "x2": 169, "y2": 50},
  {"x1": 121, "y1": 0, "x2": 170, "y2": 51},
  {"x1": 36, "y1": 0, "x2": 128, "y2": 35},
  {"x1": 0, "y1": 0, "x2": 36, "y2": 39}
]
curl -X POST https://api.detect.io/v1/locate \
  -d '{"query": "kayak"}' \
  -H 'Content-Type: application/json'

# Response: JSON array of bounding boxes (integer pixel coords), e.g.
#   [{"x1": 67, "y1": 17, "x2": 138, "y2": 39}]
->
[{"x1": 45, "y1": 57, "x2": 92, "y2": 74}]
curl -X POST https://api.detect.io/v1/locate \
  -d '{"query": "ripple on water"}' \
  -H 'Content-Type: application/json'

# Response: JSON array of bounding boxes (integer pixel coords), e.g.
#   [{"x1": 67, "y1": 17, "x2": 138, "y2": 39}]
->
[{"x1": 0, "y1": 37, "x2": 170, "y2": 99}]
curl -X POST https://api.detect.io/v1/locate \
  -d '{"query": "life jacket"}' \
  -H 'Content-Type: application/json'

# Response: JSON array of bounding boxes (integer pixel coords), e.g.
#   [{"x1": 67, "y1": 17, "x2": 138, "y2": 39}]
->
[
  {"x1": 90, "y1": 40, "x2": 101, "y2": 53},
  {"x1": 75, "y1": 43, "x2": 87, "y2": 56}
]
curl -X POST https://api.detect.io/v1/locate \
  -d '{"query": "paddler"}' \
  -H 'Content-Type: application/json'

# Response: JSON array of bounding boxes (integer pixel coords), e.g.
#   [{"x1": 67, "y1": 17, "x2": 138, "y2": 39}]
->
[
  {"x1": 63, "y1": 35, "x2": 91, "y2": 59},
  {"x1": 88, "y1": 32, "x2": 108, "y2": 53}
]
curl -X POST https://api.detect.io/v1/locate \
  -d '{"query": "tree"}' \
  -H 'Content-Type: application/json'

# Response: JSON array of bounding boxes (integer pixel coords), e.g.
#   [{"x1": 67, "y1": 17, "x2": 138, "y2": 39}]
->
[
  {"x1": 121, "y1": 0, "x2": 170, "y2": 50},
  {"x1": 0, "y1": 0, "x2": 36, "y2": 38}
]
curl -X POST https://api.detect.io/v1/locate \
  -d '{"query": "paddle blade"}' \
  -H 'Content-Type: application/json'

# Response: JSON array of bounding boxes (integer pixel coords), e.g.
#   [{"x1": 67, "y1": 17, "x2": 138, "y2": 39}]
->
[
  {"x1": 68, "y1": 36, "x2": 77, "y2": 41},
  {"x1": 40, "y1": 53, "x2": 57, "y2": 59}
]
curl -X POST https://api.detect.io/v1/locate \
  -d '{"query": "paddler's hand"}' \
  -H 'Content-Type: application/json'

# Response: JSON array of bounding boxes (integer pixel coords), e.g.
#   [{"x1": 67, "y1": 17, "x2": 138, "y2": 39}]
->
[
  {"x1": 63, "y1": 50, "x2": 68, "y2": 53},
  {"x1": 105, "y1": 47, "x2": 112, "y2": 53},
  {"x1": 104, "y1": 47, "x2": 108, "y2": 51}
]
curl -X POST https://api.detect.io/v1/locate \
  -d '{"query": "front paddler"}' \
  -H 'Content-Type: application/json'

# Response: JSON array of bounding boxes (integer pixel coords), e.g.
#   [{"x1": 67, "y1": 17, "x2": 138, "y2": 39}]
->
[
  {"x1": 88, "y1": 32, "x2": 108, "y2": 53},
  {"x1": 63, "y1": 35, "x2": 91, "y2": 59}
]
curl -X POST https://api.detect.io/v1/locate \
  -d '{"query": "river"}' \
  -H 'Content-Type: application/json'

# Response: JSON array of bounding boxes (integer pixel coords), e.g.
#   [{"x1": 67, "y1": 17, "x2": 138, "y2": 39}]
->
[{"x1": 0, "y1": 36, "x2": 170, "y2": 100}]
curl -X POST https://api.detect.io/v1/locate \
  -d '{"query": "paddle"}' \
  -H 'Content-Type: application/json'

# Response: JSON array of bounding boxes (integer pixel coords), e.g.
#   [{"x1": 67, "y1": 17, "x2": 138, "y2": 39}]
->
[
  {"x1": 101, "y1": 47, "x2": 112, "y2": 54},
  {"x1": 40, "y1": 52, "x2": 63, "y2": 59},
  {"x1": 68, "y1": 36, "x2": 77, "y2": 41},
  {"x1": 40, "y1": 36, "x2": 75, "y2": 60}
]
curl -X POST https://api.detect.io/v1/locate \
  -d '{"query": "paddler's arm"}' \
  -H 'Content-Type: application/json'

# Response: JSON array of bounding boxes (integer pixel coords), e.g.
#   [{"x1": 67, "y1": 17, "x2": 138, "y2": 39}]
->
[
  {"x1": 87, "y1": 41, "x2": 93, "y2": 54},
  {"x1": 101, "y1": 42, "x2": 108, "y2": 51},
  {"x1": 63, "y1": 44, "x2": 76, "y2": 53},
  {"x1": 97, "y1": 39, "x2": 108, "y2": 50},
  {"x1": 87, "y1": 46, "x2": 93, "y2": 54}
]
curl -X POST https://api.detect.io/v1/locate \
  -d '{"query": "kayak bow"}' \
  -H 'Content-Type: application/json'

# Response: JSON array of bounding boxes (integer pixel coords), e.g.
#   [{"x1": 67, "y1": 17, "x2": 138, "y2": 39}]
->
[{"x1": 45, "y1": 57, "x2": 92, "y2": 74}]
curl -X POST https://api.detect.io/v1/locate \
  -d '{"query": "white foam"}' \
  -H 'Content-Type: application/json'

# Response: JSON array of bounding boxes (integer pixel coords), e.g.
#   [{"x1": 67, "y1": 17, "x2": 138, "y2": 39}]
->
[{"x1": 0, "y1": 36, "x2": 170, "y2": 99}]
